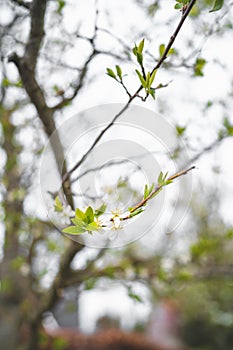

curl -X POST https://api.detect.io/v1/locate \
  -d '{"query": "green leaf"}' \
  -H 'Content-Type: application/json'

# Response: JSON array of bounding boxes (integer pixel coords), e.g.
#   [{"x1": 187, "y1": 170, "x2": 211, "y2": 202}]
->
[
  {"x1": 132, "y1": 44, "x2": 138, "y2": 56},
  {"x1": 85, "y1": 206, "x2": 94, "y2": 223},
  {"x1": 138, "y1": 39, "x2": 145, "y2": 54},
  {"x1": 174, "y1": 3, "x2": 183, "y2": 10},
  {"x1": 157, "y1": 171, "x2": 169, "y2": 186},
  {"x1": 176, "y1": 125, "x2": 186, "y2": 136},
  {"x1": 71, "y1": 217, "x2": 84, "y2": 227},
  {"x1": 129, "y1": 208, "x2": 144, "y2": 218},
  {"x1": 136, "y1": 52, "x2": 143, "y2": 65},
  {"x1": 115, "y1": 65, "x2": 122, "y2": 80},
  {"x1": 54, "y1": 196, "x2": 63, "y2": 212},
  {"x1": 144, "y1": 184, "x2": 149, "y2": 199},
  {"x1": 159, "y1": 43, "x2": 165, "y2": 57},
  {"x1": 86, "y1": 222, "x2": 100, "y2": 232},
  {"x1": 223, "y1": 117, "x2": 233, "y2": 136},
  {"x1": 106, "y1": 68, "x2": 117, "y2": 79},
  {"x1": 194, "y1": 58, "x2": 206, "y2": 77},
  {"x1": 95, "y1": 203, "x2": 107, "y2": 217},
  {"x1": 149, "y1": 69, "x2": 157, "y2": 87},
  {"x1": 210, "y1": 0, "x2": 224, "y2": 12},
  {"x1": 57, "y1": 0, "x2": 65, "y2": 15},
  {"x1": 149, "y1": 88, "x2": 155, "y2": 99},
  {"x1": 128, "y1": 288, "x2": 143, "y2": 303},
  {"x1": 75, "y1": 208, "x2": 86, "y2": 221},
  {"x1": 168, "y1": 47, "x2": 176, "y2": 56},
  {"x1": 62, "y1": 225, "x2": 85, "y2": 235},
  {"x1": 2, "y1": 78, "x2": 10, "y2": 87},
  {"x1": 135, "y1": 69, "x2": 146, "y2": 88},
  {"x1": 144, "y1": 182, "x2": 155, "y2": 199},
  {"x1": 2, "y1": 78, "x2": 23, "y2": 88},
  {"x1": 163, "y1": 172, "x2": 168, "y2": 181},
  {"x1": 158, "y1": 171, "x2": 163, "y2": 185},
  {"x1": 150, "y1": 187, "x2": 163, "y2": 199},
  {"x1": 165, "y1": 179, "x2": 173, "y2": 186},
  {"x1": 148, "y1": 183, "x2": 155, "y2": 195},
  {"x1": 146, "y1": 71, "x2": 150, "y2": 88}
]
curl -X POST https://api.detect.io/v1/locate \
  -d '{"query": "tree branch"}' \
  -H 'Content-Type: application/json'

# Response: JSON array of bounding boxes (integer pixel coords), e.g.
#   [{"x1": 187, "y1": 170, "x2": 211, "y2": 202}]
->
[
  {"x1": 10, "y1": 0, "x2": 31, "y2": 10},
  {"x1": 7, "y1": 0, "x2": 88, "y2": 332},
  {"x1": 184, "y1": 137, "x2": 225, "y2": 168},
  {"x1": 8, "y1": 0, "x2": 74, "y2": 207},
  {"x1": 24, "y1": 0, "x2": 46, "y2": 70},
  {"x1": 122, "y1": 166, "x2": 195, "y2": 220},
  {"x1": 52, "y1": 50, "x2": 97, "y2": 110},
  {"x1": 62, "y1": 102, "x2": 131, "y2": 183},
  {"x1": 62, "y1": 0, "x2": 197, "y2": 183},
  {"x1": 61, "y1": 247, "x2": 108, "y2": 288}
]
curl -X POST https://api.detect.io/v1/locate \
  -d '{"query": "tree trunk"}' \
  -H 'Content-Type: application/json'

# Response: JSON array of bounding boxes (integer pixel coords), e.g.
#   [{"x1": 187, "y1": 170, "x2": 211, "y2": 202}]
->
[
  {"x1": 0, "y1": 303, "x2": 22, "y2": 350},
  {"x1": 0, "y1": 108, "x2": 40, "y2": 350}
]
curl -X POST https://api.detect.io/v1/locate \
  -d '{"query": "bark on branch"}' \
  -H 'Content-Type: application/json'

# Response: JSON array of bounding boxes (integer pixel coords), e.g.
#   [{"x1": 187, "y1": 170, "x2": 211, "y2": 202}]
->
[{"x1": 24, "y1": 0, "x2": 46, "y2": 70}]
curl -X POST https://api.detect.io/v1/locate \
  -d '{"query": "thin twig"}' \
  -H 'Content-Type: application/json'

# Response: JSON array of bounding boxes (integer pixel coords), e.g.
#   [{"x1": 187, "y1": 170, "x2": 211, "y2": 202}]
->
[
  {"x1": 70, "y1": 150, "x2": 164, "y2": 185},
  {"x1": 118, "y1": 79, "x2": 132, "y2": 98},
  {"x1": 122, "y1": 165, "x2": 195, "y2": 220},
  {"x1": 52, "y1": 50, "x2": 97, "y2": 110},
  {"x1": 62, "y1": 102, "x2": 131, "y2": 183}
]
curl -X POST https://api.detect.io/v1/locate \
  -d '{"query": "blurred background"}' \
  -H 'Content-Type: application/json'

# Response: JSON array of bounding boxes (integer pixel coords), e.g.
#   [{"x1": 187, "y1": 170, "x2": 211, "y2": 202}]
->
[{"x1": 0, "y1": 0, "x2": 233, "y2": 349}]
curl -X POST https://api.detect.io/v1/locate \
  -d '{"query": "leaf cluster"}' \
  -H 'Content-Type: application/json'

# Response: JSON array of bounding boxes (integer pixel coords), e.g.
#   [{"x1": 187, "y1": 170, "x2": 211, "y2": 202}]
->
[
  {"x1": 62, "y1": 204, "x2": 106, "y2": 235},
  {"x1": 135, "y1": 69, "x2": 157, "y2": 99},
  {"x1": 132, "y1": 38, "x2": 145, "y2": 65},
  {"x1": 127, "y1": 171, "x2": 175, "y2": 220},
  {"x1": 157, "y1": 171, "x2": 173, "y2": 186},
  {"x1": 106, "y1": 65, "x2": 123, "y2": 81}
]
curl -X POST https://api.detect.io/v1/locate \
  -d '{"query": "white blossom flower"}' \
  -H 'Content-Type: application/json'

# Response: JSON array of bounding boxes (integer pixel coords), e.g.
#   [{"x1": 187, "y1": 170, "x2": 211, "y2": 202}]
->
[
  {"x1": 111, "y1": 208, "x2": 122, "y2": 217},
  {"x1": 112, "y1": 216, "x2": 121, "y2": 230},
  {"x1": 62, "y1": 205, "x2": 75, "y2": 221},
  {"x1": 108, "y1": 225, "x2": 126, "y2": 241},
  {"x1": 94, "y1": 218, "x2": 106, "y2": 235},
  {"x1": 48, "y1": 203, "x2": 74, "y2": 226}
]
